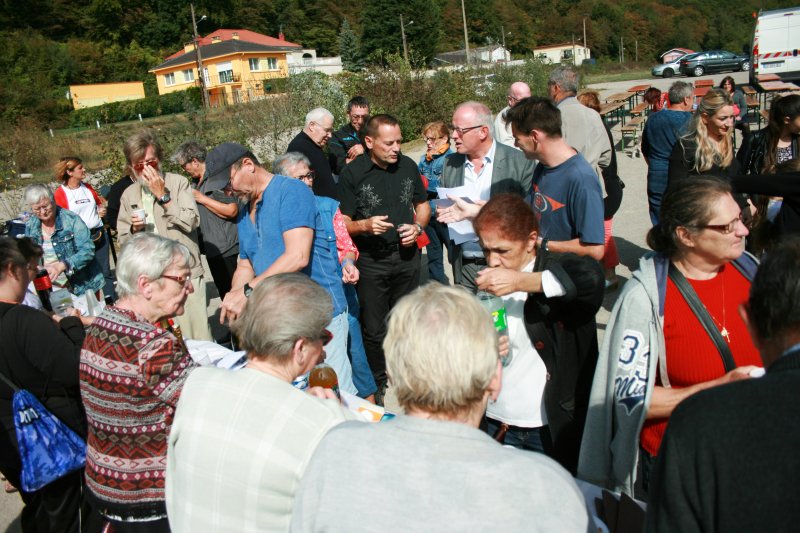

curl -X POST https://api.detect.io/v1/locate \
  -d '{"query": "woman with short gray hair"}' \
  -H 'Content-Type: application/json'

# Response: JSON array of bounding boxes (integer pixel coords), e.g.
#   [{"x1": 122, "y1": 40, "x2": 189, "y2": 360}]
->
[
  {"x1": 23, "y1": 183, "x2": 104, "y2": 300},
  {"x1": 80, "y1": 232, "x2": 197, "y2": 531},
  {"x1": 167, "y1": 273, "x2": 356, "y2": 531}
]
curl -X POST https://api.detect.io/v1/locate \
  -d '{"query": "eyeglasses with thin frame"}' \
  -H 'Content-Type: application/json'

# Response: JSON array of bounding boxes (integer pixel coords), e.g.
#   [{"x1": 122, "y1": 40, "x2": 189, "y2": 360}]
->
[
  {"x1": 507, "y1": 94, "x2": 521, "y2": 103},
  {"x1": 311, "y1": 121, "x2": 334, "y2": 134},
  {"x1": 30, "y1": 203, "x2": 52, "y2": 214},
  {"x1": 160, "y1": 273, "x2": 192, "y2": 288},
  {"x1": 424, "y1": 136, "x2": 445, "y2": 143},
  {"x1": 297, "y1": 170, "x2": 315, "y2": 181},
  {"x1": 686, "y1": 212, "x2": 745, "y2": 234},
  {"x1": 133, "y1": 159, "x2": 159, "y2": 172},
  {"x1": 316, "y1": 329, "x2": 333, "y2": 346},
  {"x1": 450, "y1": 124, "x2": 484, "y2": 137}
]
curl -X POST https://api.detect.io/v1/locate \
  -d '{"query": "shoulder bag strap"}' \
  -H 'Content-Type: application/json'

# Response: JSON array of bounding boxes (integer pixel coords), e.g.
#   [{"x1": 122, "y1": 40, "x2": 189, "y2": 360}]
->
[{"x1": 668, "y1": 263, "x2": 736, "y2": 372}]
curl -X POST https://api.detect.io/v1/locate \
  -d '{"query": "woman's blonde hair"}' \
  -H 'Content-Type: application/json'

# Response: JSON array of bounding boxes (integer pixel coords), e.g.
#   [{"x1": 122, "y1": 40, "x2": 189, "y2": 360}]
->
[
  {"x1": 53, "y1": 156, "x2": 82, "y2": 183},
  {"x1": 681, "y1": 88, "x2": 734, "y2": 173}
]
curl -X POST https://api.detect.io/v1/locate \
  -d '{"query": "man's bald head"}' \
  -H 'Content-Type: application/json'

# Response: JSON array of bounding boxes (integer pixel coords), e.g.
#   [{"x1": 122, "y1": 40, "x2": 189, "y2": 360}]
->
[{"x1": 508, "y1": 82, "x2": 532, "y2": 108}]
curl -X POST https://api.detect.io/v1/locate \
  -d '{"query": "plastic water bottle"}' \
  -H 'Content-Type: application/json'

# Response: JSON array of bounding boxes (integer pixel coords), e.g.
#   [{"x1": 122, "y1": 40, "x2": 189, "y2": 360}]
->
[{"x1": 477, "y1": 291, "x2": 512, "y2": 367}]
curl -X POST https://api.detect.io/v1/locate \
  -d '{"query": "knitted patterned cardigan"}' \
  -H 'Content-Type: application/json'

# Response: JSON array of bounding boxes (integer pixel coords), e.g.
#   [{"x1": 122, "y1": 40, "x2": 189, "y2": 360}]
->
[{"x1": 80, "y1": 306, "x2": 196, "y2": 521}]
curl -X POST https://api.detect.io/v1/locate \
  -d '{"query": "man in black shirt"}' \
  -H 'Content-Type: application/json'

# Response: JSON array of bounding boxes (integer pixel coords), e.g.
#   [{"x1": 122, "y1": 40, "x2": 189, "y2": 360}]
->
[
  {"x1": 286, "y1": 107, "x2": 338, "y2": 199},
  {"x1": 339, "y1": 114, "x2": 430, "y2": 402},
  {"x1": 328, "y1": 96, "x2": 370, "y2": 176}
]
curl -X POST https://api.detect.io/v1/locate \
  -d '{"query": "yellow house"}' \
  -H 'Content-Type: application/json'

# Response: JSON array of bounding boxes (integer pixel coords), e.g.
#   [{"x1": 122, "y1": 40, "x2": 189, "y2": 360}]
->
[
  {"x1": 69, "y1": 82, "x2": 146, "y2": 110},
  {"x1": 150, "y1": 29, "x2": 302, "y2": 106}
]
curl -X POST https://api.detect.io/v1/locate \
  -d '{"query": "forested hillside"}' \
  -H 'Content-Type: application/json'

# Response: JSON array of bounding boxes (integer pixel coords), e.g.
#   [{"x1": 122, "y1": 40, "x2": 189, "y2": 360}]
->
[{"x1": 0, "y1": 0, "x2": 790, "y2": 125}]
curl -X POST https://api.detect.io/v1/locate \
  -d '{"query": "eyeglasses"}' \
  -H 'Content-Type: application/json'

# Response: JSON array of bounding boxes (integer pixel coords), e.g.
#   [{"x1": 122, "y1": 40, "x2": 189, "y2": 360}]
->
[
  {"x1": 316, "y1": 329, "x2": 333, "y2": 346},
  {"x1": 311, "y1": 121, "x2": 334, "y2": 134},
  {"x1": 133, "y1": 159, "x2": 159, "y2": 172},
  {"x1": 160, "y1": 273, "x2": 192, "y2": 287},
  {"x1": 450, "y1": 124, "x2": 484, "y2": 137},
  {"x1": 30, "y1": 204, "x2": 52, "y2": 213},
  {"x1": 424, "y1": 136, "x2": 444, "y2": 143},
  {"x1": 687, "y1": 213, "x2": 745, "y2": 234},
  {"x1": 297, "y1": 170, "x2": 315, "y2": 181},
  {"x1": 508, "y1": 94, "x2": 521, "y2": 103}
]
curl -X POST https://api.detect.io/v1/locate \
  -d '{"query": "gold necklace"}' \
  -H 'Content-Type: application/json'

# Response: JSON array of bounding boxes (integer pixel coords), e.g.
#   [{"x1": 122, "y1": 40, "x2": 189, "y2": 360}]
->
[{"x1": 707, "y1": 269, "x2": 730, "y2": 342}]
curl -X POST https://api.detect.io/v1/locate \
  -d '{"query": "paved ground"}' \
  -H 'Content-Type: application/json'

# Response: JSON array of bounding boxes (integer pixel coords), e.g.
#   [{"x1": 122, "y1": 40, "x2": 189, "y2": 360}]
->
[{"x1": 0, "y1": 69, "x2": 751, "y2": 530}]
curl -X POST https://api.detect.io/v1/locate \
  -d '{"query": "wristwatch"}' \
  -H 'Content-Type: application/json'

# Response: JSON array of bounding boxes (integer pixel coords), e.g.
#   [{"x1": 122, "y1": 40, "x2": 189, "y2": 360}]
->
[
  {"x1": 540, "y1": 238, "x2": 550, "y2": 252},
  {"x1": 414, "y1": 223, "x2": 424, "y2": 236},
  {"x1": 156, "y1": 188, "x2": 172, "y2": 205},
  {"x1": 243, "y1": 282, "x2": 254, "y2": 298}
]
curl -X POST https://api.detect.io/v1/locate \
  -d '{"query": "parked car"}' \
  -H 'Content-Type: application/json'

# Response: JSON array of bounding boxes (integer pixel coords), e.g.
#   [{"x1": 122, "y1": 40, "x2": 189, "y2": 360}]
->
[
  {"x1": 652, "y1": 55, "x2": 687, "y2": 78},
  {"x1": 679, "y1": 50, "x2": 750, "y2": 77}
]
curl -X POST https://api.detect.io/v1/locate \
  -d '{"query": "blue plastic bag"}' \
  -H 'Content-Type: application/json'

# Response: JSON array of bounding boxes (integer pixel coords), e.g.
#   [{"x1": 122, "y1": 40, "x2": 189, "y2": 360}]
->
[{"x1": 13, "y1": 389, "x2": 86, "y2": 492}]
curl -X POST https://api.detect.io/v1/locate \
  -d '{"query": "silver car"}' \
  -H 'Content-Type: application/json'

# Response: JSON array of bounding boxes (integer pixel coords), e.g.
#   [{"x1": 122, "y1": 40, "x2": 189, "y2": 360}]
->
[{"x1": 652, "y1": 55, "x2": 686, "y2": 78}]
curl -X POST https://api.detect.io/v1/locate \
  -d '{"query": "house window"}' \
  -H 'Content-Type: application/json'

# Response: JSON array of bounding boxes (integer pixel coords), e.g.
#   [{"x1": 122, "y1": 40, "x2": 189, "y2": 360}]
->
[
  {"x1": 164, "y1": 72, "x2": 176, "y2": 86},
  {"x1": 249, "y1": 58, "x2": 278, "y2": 71},
  {"x1": 217, "y1": 61, "x2": 234, "y2": 83},
  {"x1": 182, "y1": 69, "x2": 194, "y2": 82}
]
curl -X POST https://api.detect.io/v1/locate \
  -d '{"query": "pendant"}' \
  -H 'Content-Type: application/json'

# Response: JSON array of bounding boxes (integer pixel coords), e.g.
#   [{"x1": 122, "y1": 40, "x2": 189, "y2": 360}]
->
[{"x1": 721, "y1": 327, "x2": 731, "y2": 342}]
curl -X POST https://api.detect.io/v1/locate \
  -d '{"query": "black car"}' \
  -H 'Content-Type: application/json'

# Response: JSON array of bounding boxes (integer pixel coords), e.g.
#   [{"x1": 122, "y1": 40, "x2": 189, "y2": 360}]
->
[{"x1": 679, "y1": 50, "x2": 750, "y2": 77}]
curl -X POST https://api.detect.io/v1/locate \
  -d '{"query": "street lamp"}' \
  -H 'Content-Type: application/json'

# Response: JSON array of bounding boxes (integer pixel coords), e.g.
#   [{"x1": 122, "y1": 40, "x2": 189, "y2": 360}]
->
[{"x1": 191, "y1": 4, "x2": 208, "y2": 108}]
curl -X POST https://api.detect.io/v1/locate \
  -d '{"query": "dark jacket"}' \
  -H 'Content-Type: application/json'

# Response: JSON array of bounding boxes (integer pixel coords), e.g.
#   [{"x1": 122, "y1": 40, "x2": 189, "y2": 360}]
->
[
  {"x1": 328, "y1": 123, "x2": 364, "y2": 176},
  {"x1": 523, "y1": 249, "x2": 604, "y2": 474},
  {"x1": 646, "y1": 348, "x2": 800, "y2": 533},
  {"x1": 287, "y1": 131, "x2": 338, "y2": 200},
  {"x1": 0, "y1": 303, "x2": 86, "y2": 489},
  {"x1": 736, "y1": 128, "x2": 800, "y2": 175}
]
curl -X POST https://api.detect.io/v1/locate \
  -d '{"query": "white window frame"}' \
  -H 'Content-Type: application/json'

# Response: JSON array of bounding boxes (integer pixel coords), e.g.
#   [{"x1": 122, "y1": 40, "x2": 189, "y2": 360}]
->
[
  {"x1": 217, "y1": 61, "x2": 234, "y2": 83},
  {"x1": 249, "y1": 58, "x2": 261, "y2": 71},
  {"x1": 267, "y1": 57, "x2": 278, "y2": 70},
  {"x1": 164, "y1": 72, "x2": 176, "y2": 86},
  {"x1": 182, "y1": 69, "x2": 194, "y2": 82}
]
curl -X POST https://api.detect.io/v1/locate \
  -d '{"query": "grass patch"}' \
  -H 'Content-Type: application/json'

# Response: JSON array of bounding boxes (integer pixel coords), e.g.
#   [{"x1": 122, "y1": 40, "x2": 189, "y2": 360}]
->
[{"x1": 585, "y1": 68, "x2": 653, "y2": 84}]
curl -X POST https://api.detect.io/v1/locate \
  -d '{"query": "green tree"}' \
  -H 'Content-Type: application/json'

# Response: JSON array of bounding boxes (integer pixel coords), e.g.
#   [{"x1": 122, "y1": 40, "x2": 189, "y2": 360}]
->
[
  {"x1": 361, "y1": 0, "x2": 441, "y2": 64},
  {"x1": 339, "y1": 18, "x2": 363, "y2": 71}
]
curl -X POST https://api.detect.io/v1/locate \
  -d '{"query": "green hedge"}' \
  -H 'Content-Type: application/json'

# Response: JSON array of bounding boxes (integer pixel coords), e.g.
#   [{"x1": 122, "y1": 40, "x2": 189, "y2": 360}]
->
[{"x1": 69, "y1": 88, "x2": 202, "y2": 127}]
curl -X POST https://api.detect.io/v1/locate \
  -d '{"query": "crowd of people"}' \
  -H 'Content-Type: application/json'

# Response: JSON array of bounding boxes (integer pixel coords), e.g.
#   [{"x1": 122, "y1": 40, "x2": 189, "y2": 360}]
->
[{"x1": 2, "y1": 65, "x2": 800, "y2": 532}]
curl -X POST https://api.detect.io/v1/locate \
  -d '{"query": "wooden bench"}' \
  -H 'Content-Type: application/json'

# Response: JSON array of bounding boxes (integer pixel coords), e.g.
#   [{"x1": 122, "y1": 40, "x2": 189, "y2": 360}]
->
[
  {"x1": 745, "y1": 96, "x2": 761, "y2": 127},
  {"x1": 695, "y1": 79, "x2": 714, "y2": 88},
  {"x1": 741, "y1": 85, "x2": 757, "y2": 96},
  {"x1": 629, "y1": 102, "x2": 649, "y2": 118},
  {"x1": 620, "y1": 116, "x2": 645, "y2": 151}
]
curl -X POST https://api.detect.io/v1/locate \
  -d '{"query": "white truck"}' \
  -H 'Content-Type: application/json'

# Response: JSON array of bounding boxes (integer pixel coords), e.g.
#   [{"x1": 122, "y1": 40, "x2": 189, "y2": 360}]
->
[{"x1": 750, "y1": 6, "x2": 800, "y2": 83}]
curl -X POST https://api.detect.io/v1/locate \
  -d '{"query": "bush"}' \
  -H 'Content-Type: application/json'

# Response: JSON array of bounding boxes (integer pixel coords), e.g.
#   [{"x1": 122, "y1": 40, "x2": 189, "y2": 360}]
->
[{"x1": 69, "y1": 88, "x2": 202, "y2": 127}]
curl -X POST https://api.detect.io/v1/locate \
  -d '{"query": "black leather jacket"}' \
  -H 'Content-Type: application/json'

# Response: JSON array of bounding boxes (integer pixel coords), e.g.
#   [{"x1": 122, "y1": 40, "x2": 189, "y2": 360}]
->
[{"x1": 737, "y1": 128, "x2": 800, "y2": 174}]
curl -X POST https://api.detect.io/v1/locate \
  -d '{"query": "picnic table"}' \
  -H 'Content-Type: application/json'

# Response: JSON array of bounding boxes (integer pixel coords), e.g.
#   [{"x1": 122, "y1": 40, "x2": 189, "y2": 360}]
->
[
  {"x1": 757, "y1": 73, "x2": 781, "y2": 82},
  {"x1": 741, "y1": 85, "x2": 757, "y2": 96},
  {"x1": 695, "y1": 79, "x2": 714, "y2": 88},
  {"x1": 758, "y1": 80, "x2": 800, "y2": 107},
  {"x1": 627, "y1": 84, "x2": 651, "y2": 105},
  {"x1": 693, "y1": 87, "x2": 710, "y2": 98},
  {"x1": 605, "y1": 92, "x2": 635, "y2": 110},
  {"x1": 600, "y1": 101, "x2": 626, "y2": 126}
]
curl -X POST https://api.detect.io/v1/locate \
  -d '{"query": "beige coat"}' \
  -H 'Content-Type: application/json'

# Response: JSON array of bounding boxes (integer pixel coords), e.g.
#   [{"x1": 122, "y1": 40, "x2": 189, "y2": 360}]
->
[{"x1": 117, "y1": 172, "x2": 204, "y2": 280}]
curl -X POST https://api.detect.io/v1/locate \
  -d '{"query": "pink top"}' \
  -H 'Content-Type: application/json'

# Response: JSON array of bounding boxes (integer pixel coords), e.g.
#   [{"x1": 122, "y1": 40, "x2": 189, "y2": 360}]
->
[{"x1": 333, "y1": 208, "x2": 358, "y2": 263}]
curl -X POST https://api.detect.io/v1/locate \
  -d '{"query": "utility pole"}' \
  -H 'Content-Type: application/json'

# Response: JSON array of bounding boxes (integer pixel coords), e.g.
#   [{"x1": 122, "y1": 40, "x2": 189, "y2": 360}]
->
[
  {"x1": 461, "y1": 0, "x2": 470, "y2": 66},
  {"x1": 191, "y1": 4, "x2": 208, "y2": 108},
  {"x1": 620, "y1": 36, "x2": 624, "y2": 63},
  {"x1": 635, "y1": 39, "x2": 638, "y2": 62},
  {"x1": 583, "y1": 16, "x2": 588, "y2": 51},
  {"x1": 400, "y1": 14, "x2": 409, "y2": 63},
  {"x1": 572, "y1": 34, "x2": 576, "y2": 66}
]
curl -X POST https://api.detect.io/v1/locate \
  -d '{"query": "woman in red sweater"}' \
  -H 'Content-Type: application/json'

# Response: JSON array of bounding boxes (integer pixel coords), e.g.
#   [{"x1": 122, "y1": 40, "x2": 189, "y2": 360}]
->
[{"x1": 54, "y1": 157, "x2": 116, "y2": 303}]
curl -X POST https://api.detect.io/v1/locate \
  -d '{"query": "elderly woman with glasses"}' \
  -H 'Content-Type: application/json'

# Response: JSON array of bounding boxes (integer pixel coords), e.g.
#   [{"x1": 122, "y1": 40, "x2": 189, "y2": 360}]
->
[
  {"x1": 116, "y1": 129, "x2": 210, "y2": 341},
  {"x1": 167, "y1": 273, "x2": 357, "y2": 531},
  {"x1": 23, "y1": 183, "x2": 104, "y2": 301},
  {"x1": 579, "y1": 176, "x2": 762, "y2": 497},
  {"x1": 80, "y1": 233, "x2": 197, "y2": 532}
]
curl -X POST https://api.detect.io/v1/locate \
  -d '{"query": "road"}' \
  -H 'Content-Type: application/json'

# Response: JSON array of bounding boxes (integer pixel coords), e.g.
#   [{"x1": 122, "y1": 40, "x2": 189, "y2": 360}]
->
[{"x1": 0, "y1": 69, "x2": 752, "y2": 530}]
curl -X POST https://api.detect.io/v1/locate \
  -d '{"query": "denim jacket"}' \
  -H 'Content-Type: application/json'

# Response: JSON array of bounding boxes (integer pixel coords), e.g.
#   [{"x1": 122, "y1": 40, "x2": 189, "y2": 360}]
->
[
  {"x1": 418, "y1": 145, "x2": 454, "y2": 213},
  {"x1": 26, "y1": 206, "x2": 103, "y2": 296},
  {"x1": 310, "y1": 196, "x2": 347, "y2": 317}
]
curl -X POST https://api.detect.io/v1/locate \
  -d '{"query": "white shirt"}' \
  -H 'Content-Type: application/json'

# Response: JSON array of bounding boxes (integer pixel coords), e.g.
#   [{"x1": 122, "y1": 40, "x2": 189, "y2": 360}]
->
[
  {"x1": 60, "y1": 184, "x2": 102, "y2": 230},
  {"x1": 462, "y1": 141, "x2": 497, "y2": 257},
  {"x1": 486, "y1": 261, "x2": 549, "y2": 427}
]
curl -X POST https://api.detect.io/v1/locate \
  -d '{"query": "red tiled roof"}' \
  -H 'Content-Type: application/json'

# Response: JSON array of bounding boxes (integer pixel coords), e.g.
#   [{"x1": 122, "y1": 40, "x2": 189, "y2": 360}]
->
[{"x1": 164, "y1": 29, "x2": 302, "y2": 60}]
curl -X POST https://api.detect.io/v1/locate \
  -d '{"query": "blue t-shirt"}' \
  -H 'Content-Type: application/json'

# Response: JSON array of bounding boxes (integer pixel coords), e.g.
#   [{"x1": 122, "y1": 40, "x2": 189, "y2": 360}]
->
[
  {"x1": 238, "y1": 175, "x2": 315, "y2": 271},
  {"x1": 529, "y1": 154, "x2": 604, "y2": 244},
  {"x1": 237, "y1": 175, "x2": 346, "y2": 316},
  {"x1": 641, "y1": 109, "x2": 692, "y2": 176}
]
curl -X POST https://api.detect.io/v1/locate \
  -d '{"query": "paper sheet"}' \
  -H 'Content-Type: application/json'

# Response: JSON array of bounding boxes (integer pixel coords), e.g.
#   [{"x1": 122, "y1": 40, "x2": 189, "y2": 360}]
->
[{"x1": 436, "y1": 186, "x2": 479, "y2": 245}]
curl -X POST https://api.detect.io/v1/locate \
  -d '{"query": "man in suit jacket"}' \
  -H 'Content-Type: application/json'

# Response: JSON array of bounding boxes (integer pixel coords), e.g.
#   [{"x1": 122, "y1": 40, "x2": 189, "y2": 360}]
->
[
  {"x1": 646, "y1": 240, "x2": 800, "y2": 533},
  {"x1": 440, "y1": 101, "x2": 534, "y2": 290}
]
